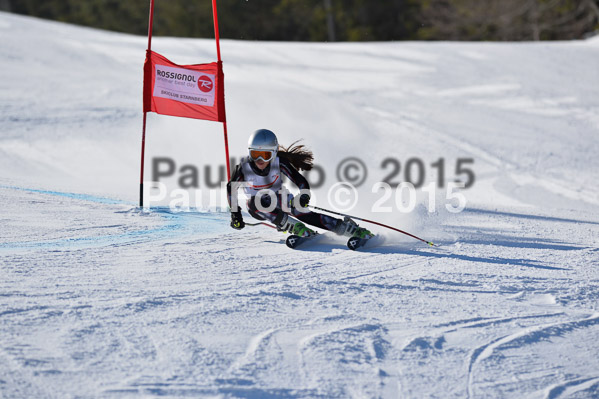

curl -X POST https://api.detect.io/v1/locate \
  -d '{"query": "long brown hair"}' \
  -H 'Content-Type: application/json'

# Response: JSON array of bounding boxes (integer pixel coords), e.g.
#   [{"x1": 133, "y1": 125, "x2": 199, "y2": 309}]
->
[{"x1": 278, "y1": 140, "x2": 314, "y2": 171}]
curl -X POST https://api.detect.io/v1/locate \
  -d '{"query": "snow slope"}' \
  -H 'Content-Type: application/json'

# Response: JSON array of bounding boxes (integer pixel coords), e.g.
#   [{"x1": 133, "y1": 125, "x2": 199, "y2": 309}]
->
[{"x1": 1, "y1": 11, "x2": 599, "y2": 398}]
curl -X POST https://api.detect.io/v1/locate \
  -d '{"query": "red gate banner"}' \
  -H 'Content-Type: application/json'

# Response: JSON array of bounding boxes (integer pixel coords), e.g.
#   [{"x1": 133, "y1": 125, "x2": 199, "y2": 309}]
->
[{"x1": 143, "y1": 50, "x2": 226, "y2": 122}]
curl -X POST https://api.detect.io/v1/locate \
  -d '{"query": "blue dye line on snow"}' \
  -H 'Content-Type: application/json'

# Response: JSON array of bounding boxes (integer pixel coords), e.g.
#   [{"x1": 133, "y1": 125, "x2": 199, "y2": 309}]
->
[
  {"x1": 0, "y1": 184, "x2": 133, "y2": 205},
  {"x1": 0, "y1": 185, "x2": 230, "y2": 251}
]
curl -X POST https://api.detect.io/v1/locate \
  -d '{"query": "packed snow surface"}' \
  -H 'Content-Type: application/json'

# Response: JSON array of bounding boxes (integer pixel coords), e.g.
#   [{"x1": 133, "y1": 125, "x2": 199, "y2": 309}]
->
[{"x1": 1, "y1": 11, "x2": 599, "y2": 398}]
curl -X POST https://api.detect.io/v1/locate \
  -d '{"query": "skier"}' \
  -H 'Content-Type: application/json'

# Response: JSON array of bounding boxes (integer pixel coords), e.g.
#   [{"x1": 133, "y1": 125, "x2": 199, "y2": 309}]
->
[{"x1": 227, "y1": 129, "x2": 373, "y2": 239}]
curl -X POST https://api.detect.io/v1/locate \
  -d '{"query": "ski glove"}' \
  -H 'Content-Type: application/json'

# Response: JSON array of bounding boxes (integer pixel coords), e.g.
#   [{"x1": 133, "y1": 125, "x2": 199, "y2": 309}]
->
[
  {"x1": 230, "y1": 212, "x2": 245, "y2": 230},
  {"x1": 298, "y1": 193, "x2": 310, "y2": 208}
]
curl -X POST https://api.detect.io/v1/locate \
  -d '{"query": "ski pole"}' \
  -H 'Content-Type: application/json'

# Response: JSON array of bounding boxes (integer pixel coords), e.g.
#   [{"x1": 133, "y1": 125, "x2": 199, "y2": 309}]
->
[{"x1": 309, "y1": 205, "x2": 436, "y2": 247}]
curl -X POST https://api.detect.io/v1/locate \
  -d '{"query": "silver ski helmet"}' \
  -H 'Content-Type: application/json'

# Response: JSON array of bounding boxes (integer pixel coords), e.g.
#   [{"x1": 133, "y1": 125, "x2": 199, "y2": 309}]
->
[{"x1": 248, "y1": 129, "x2": 278, "y2": 162}]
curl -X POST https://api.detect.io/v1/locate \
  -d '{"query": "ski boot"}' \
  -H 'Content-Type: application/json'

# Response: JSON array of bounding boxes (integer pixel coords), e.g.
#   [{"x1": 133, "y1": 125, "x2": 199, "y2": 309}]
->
[
  {"x1": 335, "y1": 216, "x2": 373, "y2": 239},
  {"x1": 276, "y1": 214, "x2": 317, "y2": 237}
]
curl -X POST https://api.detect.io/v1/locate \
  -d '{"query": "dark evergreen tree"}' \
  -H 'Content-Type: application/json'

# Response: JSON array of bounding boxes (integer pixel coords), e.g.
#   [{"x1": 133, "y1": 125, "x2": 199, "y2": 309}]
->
[{"x1": 4, "y1": 0, "x2": 598, "y2": 41}]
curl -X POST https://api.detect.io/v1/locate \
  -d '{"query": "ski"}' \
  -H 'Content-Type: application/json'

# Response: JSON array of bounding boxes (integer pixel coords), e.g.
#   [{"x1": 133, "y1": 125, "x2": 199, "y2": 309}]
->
[
  {"x1": 287, "y1": 233, "x2": 376, "y2": 250},
  {"x1": 285, "y1": 234, "x2": 319, "y2": 249},
  {"x1": 347, "y1": 235, "x2": 374, "y2": 250}
]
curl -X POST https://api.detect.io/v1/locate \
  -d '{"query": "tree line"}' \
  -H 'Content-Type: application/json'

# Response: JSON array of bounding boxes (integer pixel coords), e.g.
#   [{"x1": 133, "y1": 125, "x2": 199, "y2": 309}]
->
[{"x1": 2, "y1": 0, "x2": 598, "y2": 41}]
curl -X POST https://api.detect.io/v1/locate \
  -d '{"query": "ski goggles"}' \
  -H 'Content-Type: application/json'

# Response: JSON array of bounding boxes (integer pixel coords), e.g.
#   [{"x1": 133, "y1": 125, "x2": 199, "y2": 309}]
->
[{"x1": 249, "y1": 149, "x2": 275, "y2": 162}]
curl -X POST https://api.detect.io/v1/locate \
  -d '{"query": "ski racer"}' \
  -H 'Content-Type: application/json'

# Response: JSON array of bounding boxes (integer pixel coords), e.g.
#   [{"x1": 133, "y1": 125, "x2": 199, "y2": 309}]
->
[{"x1": 227, "y1": 129, "x2": 373, "y2": 239}]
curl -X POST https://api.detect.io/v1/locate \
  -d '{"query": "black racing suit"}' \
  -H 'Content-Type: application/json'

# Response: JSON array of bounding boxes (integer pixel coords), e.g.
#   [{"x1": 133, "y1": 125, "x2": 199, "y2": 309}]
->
[{"x1": 227, "y1": 156, "x2": 341, "y2": 232}]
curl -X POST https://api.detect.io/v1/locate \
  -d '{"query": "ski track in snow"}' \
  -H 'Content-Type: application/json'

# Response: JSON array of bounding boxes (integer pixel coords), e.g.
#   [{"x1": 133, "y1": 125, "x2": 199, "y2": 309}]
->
[
  {"x1": 1, "y1": 184, "x2": 598, "y2": 398},
  {"x1": 466, "y1": 313, "x2": 599, "y2": 398}
]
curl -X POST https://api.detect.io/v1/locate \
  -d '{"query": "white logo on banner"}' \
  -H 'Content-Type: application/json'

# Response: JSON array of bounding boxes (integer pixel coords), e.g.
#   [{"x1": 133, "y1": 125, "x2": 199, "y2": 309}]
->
[{"x1": 153, "y1": 65, "x2": 215, "y2": 107}]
